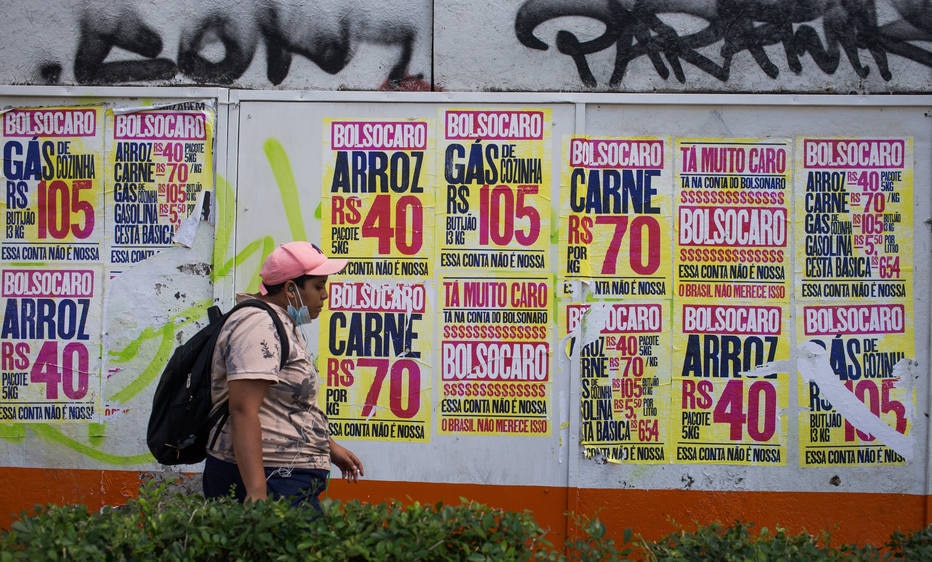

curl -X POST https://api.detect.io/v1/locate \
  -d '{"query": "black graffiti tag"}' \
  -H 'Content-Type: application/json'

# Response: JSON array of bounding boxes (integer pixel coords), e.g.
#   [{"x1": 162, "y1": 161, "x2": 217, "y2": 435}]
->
[
  {"x1": 70, "y1": 4, "x2": 420, "y2": 88},
  {"x1": 515, "y1": 0, "x2": 932, "y2": 87},
  {"x1": 73, "y1": 7, "x2": 177, "y2": 84}
]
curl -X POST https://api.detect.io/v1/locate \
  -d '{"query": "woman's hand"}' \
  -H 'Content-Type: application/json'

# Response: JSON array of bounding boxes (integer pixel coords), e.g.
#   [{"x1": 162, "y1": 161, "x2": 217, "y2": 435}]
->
[{"x1": 329, "y1": 439, "x2": 364, "y2": 483}]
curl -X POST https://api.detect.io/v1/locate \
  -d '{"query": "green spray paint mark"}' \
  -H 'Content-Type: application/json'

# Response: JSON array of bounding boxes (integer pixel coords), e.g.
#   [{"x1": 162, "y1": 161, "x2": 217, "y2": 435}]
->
[
  {"x1": 264, "y1": 138, "x2": 307, "y2": 241},
  {"x1": 88, "y1": 423, "x2": 106, "y2": 447},
  {"x1": 211, "y1": 166, "x2": 289, "y2": 291},
  {"x1": 212, "y1": 175, "x2": 237, "y2": 276},
  {"x1": 30, "y1": 425, "x2": 154, "y2": 465},
  {"x1": 550, "y1": 207, "x2": 560, "y2": 244},
  {"x1": 0, "y1": 425, "x2": 26, "y2": 441},
  {"x1": 107, "y1": 301, "x2": 212, "y2": 404}
]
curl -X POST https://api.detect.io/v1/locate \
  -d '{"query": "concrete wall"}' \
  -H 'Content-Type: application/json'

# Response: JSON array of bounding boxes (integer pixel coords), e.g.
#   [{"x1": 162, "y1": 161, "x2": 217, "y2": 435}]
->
[{"x1": 1, "y1": 0, "x2": 931, "y2": 549}]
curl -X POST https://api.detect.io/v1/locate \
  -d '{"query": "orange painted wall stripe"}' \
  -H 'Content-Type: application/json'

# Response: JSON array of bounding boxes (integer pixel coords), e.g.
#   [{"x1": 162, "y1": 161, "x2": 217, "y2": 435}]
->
[
  {"x1": 573, "y1": 488, "x2": 928, "y2": 546},
  {"x1": 1, "y1": 468, "x2": 928, "y2": 549},
  {"x1": 0, "y1": 468, "x2": 142, "y2": 528}
]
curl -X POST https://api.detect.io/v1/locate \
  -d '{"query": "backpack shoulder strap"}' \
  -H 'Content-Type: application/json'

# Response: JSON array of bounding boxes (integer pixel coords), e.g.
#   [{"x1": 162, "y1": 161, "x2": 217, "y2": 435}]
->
[
  {"x1": 207, "y1": 299, "x2": 292, "y2": 451},
  {"x1": 229, "y1": 299, "x2": 291, "y2": 369}
]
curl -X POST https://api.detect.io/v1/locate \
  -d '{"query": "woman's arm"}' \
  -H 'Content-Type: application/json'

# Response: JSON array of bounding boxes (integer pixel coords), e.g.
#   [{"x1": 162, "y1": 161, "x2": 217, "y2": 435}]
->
[{"x1": 229, "y1": 378, "x2": 273, "y2": 501}]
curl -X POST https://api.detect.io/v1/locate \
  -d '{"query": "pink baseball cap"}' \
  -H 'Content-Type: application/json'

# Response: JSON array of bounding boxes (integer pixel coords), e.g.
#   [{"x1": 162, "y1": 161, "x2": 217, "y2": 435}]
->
[{"x1": 259, "y1": 242, "x2": 348, "y2": 294}]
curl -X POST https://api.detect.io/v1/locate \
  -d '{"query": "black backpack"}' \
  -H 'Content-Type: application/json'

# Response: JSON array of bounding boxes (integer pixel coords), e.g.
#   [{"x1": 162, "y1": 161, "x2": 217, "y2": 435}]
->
[{"x1": 146, "y1": 299, "x2": 290, "y2": 465}]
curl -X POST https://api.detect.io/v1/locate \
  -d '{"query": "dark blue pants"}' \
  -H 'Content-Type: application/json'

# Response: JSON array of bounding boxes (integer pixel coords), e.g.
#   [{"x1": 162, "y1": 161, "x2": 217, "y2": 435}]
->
[{"x1": 203, "y1": 455, "x2": 329, "y2": 511}]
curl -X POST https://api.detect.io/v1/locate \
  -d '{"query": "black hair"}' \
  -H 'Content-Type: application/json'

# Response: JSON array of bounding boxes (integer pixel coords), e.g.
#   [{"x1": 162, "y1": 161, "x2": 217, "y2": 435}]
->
[{"x1": 263, "y1": 274, "x2": 314, "y2": 296}]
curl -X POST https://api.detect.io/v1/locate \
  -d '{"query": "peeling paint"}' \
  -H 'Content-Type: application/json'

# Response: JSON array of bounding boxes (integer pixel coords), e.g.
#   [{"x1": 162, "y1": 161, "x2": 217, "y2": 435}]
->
[
  {"x1": 176, "y1": 262, "x2": 213, "y2": 276},
  {"x1": 172, "y1": 189, "x2": 209, "y2": 247}
]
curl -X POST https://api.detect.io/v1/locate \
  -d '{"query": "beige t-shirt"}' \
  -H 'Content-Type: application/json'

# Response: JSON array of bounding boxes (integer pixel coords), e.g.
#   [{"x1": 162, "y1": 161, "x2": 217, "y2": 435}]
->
[{"x1": 207, "y1": 294, "x2": 330, "y2": 470}]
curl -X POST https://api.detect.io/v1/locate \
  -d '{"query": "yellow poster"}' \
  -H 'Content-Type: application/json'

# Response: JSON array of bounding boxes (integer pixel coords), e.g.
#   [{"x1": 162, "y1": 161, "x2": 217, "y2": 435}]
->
[
  {"x1": 321, "y1": 279, "x2": 432, "y2": 442},
  {"x1": 438, "y1": 275, "x2": 552, "y2": 436},
  {"x1": 671, "y1": 138, "x2": 793, "y2": 465},
  {"x1": 438, "y1": 108, "x2": 551, "y2": 272},
  {"x1": 571, "y1": 301, "x2": 672, "y2": 463},
  {"x1": 322, "y1": 118, "x2": 435, "y2": 278},
  {"x1": 105, "y1": 104, "x2": 215, "y2": 267},
  {"x1": 674, "y1": 138, "x2": 791, "y2": 302},
  {"x1": 320, "y1": 118, "x2": 436, "y2": 442},
  {"x1": 559, "y1": 136, "x2": 673, "y2": 297},
  {"x1": 1, "y1": 106, "x2": 105, "y2": 424},
  {"x1": 671, "y1": 303, "x2": 790, "y2": 465},
  {"x1": 557, "y1": 135, "x2": 673, "y2": 463},
  {"x1": 795, "y1": 137, "x2": 914, "y2": 467}
]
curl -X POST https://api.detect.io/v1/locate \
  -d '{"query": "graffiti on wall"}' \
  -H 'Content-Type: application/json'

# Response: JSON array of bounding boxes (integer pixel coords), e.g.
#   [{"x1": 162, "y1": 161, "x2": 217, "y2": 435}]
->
[
  {"x1": 514, "y1": 0, "x2": 932, "y2": 88},
  {"x1": 37, "y1": 1, "x2": 428, "y2": 90}
]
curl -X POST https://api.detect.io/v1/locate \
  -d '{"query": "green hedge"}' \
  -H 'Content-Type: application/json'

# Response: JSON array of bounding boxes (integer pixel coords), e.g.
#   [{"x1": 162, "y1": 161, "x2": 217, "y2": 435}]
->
[{"x1": 1, "y1": 480, "x2": 929, "y2": 561}]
